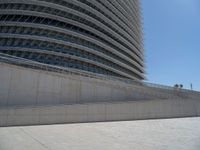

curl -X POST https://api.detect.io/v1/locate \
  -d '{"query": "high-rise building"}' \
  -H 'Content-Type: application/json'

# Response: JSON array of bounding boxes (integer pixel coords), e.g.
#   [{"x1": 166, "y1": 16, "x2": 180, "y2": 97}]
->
[{"x1": 0, "y1": 0, "x2": 145, "y2": 80}]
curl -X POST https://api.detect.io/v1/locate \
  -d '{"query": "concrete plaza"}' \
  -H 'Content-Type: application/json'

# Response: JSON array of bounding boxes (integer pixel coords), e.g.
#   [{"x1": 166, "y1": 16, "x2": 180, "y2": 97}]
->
[{"x1": 0, "y1": 117, "x2": 200, "y2": 150}]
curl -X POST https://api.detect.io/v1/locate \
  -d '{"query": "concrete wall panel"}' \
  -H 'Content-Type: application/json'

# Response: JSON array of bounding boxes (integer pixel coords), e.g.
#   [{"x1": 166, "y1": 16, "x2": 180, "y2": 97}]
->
[
  {"x1": 0, "y1": 109, "x2": 7, "y2": 126},
  {"x1": 60, "y1": 78, "x2": 80, "y2": 104},
  {"x1": 37, "y1": 74, "x2": 61, "y2": 105},
  {"x1": 106, "y1": 103, "x2": 120, "y2": 121},
  {"x1": 39, "y1": 106, "x2": 66, "y2": 124},
  {"x1": 95, "y1": 85, "x2": 112, "y2": 102},
  {"x1": 111, "y1": 88, "x2": 127, "y2": 101},
  {"x1": 37, "y1": 92, "x2": 59, "y2": 105},
  {"x1": 7, "y1": 68, "x2": 38, "y2": 106},
  {"x1": 0, "y1": 65, "x2": 11, "y2": 105},
  {"x1": 8, "y1": 91, "x2": 36, "y2": 106},
  {"x1": 6, "y1": 108, "x2": 39, "y2": 126},
  {"x1": 0, "y1": 65, "x2": 11, "y2": 91},
  {"x1": 87, "y1": 104, "x2": 106, "y2": 122},
  {"x1": 0, "y1": 91, "x2": 8, "y2": 106},
  {"x1": 80, "y1": 81, "x2": 95, "y2": 102},
  {"x1": 66, "y1": 104, "x2": 88, "y2": 123},
  {"x1": 196, "y1": 102, "x2": 200, "y2": 116}
]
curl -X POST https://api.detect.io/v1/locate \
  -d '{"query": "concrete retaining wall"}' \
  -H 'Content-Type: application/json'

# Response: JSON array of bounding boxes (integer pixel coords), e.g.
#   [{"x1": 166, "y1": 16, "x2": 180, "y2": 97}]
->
[
  {"x1": 1, "y1": 63, "x2": 200, "y2": 127},
  {"x1": 0, "y1": 63, "x2": 193, "y2": 107},
  {"x1": 0, "y1": 98, "x2": 200, "y2": 127}
]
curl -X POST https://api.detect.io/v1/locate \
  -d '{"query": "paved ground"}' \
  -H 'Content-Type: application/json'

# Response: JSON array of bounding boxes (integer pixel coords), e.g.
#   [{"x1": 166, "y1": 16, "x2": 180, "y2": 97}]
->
[{"x1": 0, "y1": 117, "x2": 200, "y2": 150}]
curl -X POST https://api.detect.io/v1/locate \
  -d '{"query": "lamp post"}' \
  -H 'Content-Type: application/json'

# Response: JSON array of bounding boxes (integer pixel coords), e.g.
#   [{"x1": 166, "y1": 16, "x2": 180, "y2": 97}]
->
[{"x1": 190, "y1": 83, "x2": 193, "y2": 90}]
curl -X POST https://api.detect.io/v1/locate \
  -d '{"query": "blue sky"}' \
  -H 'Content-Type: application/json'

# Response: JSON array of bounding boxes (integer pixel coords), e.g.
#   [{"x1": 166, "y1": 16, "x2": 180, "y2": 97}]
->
[{"x1": 142, "y1": 0, "x2": 200, "y2": 91}]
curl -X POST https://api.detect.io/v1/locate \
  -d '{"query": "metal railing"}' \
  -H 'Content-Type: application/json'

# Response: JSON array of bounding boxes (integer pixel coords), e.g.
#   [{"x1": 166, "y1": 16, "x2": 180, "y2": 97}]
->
[{"x1": 0, "y1": 53, "x2": 199, "y2": 96}]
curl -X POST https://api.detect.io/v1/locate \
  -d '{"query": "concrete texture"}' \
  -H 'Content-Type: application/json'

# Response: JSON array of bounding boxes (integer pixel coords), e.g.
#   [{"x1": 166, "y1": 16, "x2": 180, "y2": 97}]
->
[
  {"x1": 0, "y1": 98, "x2": 200, "y2": 127},
  {"x1": 0, "y1": 63, "x2": 200, "y2": 127},
  {"x1": 1, "y1": 63, "x2": 199, "y2": 107},
  {"x1": 0, "y1": 117, "x2": 200, "y2": 150}
]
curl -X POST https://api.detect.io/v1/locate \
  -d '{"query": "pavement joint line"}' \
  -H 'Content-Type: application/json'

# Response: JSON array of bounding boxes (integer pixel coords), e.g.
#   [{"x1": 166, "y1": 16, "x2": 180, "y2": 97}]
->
[{"x1": 19, "y1": 127, "x2": 50, "y2": 150}]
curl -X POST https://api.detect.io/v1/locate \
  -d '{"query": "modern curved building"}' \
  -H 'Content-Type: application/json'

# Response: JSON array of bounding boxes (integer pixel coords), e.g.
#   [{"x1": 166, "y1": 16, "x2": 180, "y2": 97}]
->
[{"x1": 0, "y1": 0, "x2": 145, "y2": 80}]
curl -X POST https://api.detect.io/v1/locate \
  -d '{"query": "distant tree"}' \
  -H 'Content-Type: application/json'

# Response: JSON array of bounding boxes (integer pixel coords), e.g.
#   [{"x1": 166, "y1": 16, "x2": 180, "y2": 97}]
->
[
  {"x1": 180, "y1": 84, "x2": 183, "y2": 89},
  {"x1": 174, "y1": 84, "x2": 179, "y2": 88}
]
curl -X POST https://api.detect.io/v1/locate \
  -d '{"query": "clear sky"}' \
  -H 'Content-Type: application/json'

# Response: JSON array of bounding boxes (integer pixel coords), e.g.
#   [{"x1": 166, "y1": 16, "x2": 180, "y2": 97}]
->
[{"x1": 142, "y1": 0, "x2": 200, "y2": 91}]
